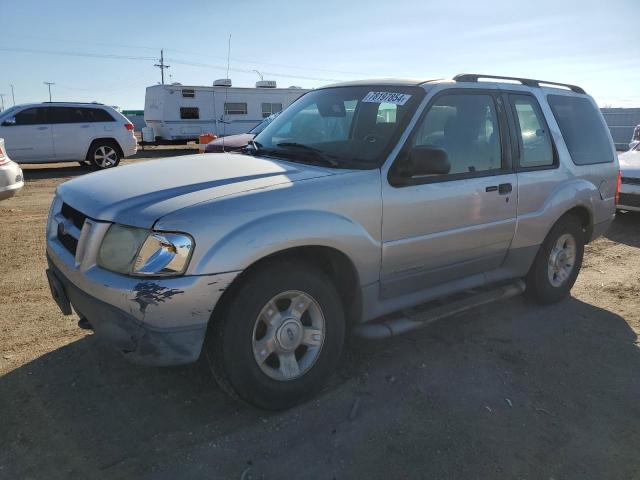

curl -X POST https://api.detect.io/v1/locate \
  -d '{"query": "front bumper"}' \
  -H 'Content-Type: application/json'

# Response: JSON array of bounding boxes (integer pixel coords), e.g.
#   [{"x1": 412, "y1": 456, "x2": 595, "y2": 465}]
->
[
  {"x1": 46, "y1": 201, "x2": 240, "y2": 366},
  {"x1": 618, "y1": 184, "x2": 640, "y2": 212}
]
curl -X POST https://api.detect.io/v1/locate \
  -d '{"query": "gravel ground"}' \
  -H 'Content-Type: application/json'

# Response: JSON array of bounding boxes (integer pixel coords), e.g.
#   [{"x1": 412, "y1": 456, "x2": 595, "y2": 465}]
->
[{"x1": 1, "y1": 150, "x2": 639, "y2": 479}]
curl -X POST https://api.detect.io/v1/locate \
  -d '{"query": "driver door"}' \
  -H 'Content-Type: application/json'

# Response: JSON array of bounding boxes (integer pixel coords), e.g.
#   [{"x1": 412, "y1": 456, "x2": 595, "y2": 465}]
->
[
  {"x1": 380, "y1": 90, "x2": 517, "y2": 299},
  {"x1": 1, "y1": 107, "x2": 54, "y2": 162}
]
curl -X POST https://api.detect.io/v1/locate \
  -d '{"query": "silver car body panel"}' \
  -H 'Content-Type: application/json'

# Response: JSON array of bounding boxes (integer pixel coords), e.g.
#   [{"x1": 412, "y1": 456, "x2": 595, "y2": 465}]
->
[
  {"x1": 46, "y1": 79, "x2": 618, "y2": 364},
  {"x1": 618, "y1": 148, "x2": 640, "y2": 211}
]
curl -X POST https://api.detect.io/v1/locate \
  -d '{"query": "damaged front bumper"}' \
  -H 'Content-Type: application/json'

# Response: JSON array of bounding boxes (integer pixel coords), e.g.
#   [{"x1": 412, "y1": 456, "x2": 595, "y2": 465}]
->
[{"x1": 46, "y1": 238, "x2": 239, "y2": 366}]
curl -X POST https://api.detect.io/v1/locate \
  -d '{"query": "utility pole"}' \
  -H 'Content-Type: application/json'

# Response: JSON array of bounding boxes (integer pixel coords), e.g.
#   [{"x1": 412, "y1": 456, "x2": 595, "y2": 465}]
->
[
  {"x1": 154, "y1": 49, "x2": 170, "y2": 85},
  {"x1": 0, "y1": 94, "x2": 5, "y2": 111},
  {"x1": 10, "y1": 84, "x2": 15, "y2": 106},
  {"x1": 44, "y1": 82, "x2": 55, "y2": 102}
]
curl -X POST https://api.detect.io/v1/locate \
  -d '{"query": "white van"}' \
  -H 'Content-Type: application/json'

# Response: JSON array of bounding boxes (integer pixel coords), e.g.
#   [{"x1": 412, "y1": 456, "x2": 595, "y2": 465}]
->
[
  {"x1": 0, "y1": 102, "x2": 137, "y2": 169},
  {"x1": 144, "y1": 80, "x2": 309, "y2": 142}
]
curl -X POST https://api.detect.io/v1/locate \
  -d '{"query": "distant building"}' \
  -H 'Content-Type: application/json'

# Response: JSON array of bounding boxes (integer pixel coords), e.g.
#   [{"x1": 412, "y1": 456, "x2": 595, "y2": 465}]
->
[{"x1": 600, "y1": 108, "x2": 640, "y2": 150}]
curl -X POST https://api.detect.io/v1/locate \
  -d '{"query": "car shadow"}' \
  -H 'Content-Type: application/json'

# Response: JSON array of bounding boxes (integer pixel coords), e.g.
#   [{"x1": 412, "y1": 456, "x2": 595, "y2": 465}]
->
[
  {"x1": 606, "y1": 210, "x2": 640, "y2": 248},
  {"x1": 1, "y1": 297, "x2": 638, "y2": 479}
]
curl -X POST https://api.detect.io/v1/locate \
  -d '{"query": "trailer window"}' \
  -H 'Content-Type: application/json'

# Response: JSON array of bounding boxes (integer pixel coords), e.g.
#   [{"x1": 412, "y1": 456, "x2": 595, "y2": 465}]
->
[
  {"x1": 180, "y1": 107, "x2": 199, "y2": 119},
  {"x1": 182, "y1": 89, "x2": 195, "y2": 98},
  {"x1": 225, "y1": 103, "x2": 248, "y2": 115},
  {"x1": 262, "y1": 103, "x2": 283, "y2": 118}
]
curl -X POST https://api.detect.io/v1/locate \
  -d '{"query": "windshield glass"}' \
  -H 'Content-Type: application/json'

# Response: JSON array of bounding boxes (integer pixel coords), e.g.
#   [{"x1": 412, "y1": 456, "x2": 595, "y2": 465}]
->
[
  {"x1": 249, "y1": 111, "x2": 281, "y2": 135},
  {"x1": 0, "y1": 106, "x2": 20, "y2": 120},
  {"x1": 253, "y1": 86, "x2": 424, "y2": 168}
]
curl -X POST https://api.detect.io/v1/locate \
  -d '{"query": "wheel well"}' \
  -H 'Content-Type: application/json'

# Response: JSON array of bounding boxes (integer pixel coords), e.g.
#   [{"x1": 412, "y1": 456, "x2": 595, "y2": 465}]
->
[
  {"x1": 86, "y1": 138, "x2": 123, "y2": 160},
  {"x1": 563, "y1": 206, "x2": 593, "y2": 242},
  {"x1": 214, "y1": 246, "x2": 362, "y2": 326}
]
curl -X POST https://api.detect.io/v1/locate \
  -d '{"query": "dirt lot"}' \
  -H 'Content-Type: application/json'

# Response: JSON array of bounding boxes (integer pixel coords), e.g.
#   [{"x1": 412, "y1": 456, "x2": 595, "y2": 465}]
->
[{"x1": 1, "y1": 150, "x2": 639, "y2": 479}]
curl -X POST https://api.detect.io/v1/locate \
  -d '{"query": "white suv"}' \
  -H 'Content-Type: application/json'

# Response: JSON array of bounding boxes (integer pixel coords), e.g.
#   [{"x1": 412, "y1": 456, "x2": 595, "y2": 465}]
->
[{"x1": 0, "y1": 103, "x2": 137, "y2": 169}]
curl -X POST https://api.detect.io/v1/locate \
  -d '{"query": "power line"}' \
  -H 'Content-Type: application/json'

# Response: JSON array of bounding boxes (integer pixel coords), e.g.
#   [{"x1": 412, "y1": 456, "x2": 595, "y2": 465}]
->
[{"x1": 44, "y1": 82, "x2": 55, "y2": 102}]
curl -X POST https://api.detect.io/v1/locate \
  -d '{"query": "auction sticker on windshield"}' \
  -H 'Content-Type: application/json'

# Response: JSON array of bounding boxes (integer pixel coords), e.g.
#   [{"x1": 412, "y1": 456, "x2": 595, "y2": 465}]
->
[{"x1": 362, "y1": 91, "x2": 412, "y2": 105}]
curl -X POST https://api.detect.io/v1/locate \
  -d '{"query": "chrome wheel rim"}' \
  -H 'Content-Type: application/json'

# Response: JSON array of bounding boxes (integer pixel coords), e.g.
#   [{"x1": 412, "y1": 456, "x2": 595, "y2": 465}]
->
[
  {"x1": 252, "y1": 290, "x2": 325, "y2": 381},
  {"x1": 547, "y1": 233, "x2": 577, "y2": 287},
  {"x1": 94, "y1": 146, "x2": 118, "y2": 168}
]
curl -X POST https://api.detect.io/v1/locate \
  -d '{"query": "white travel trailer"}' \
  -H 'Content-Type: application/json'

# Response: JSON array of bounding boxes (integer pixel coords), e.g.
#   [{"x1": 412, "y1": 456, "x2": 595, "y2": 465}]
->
[{"x1": 144, "y1": 80, "x2": 309, "y2": 142}]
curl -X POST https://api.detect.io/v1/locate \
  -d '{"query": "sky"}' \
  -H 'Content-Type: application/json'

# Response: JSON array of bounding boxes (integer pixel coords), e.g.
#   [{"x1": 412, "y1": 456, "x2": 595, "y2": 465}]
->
[{"x1": 0, "y1": 0, "x2": 639, "y2": 110}]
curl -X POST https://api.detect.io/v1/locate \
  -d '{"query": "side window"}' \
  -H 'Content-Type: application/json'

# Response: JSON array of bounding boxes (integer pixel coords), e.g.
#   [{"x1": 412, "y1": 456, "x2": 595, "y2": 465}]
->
[
  {"x1": 47, "y1": 107, "x2": 71, "y2": 124},
  {"x1": 180, "y1": 107, "x2": 199, "y2": 120},
  {"x1": 181, "y1": 89, "x2": 195, "y2": 98},
  {"x1": 411, "y1": 93, "x2": 502, "y2": 175},
  {"x1": 224, "y1": 103, "x2": 248, "y2": 115},
  {"x1": 89, "y1": 108, "x2": 115, "y2": 122},
  {"x1": 509, "y1": 95, "x2": 554, "y2": 168},
  {"x1": 14, "y1": 107, "x2": 48, "y2": 125},
  {"x1": 547, "y1": 95, "x2": 614, "y2": 165}
]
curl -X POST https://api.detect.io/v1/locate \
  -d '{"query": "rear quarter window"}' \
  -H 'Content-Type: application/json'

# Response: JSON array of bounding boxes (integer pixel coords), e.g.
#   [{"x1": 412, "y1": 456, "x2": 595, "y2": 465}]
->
[
  {"x1": 547, "y1": 95, "x2": 613, "y2": 165},
  {"x1": 90, "y1": 108, "x2": 115, "y2": 122}
]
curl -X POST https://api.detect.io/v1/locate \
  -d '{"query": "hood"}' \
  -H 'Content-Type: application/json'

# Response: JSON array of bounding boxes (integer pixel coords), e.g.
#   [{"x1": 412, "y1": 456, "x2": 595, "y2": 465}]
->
[
  {"x1": 58, "y1": 153, "x2": 337, "y2": 228},
  {"x1": 619, "y1": 150, "x2": 640, "y2": 177},
  {"x1": 205, "y1": 134, "x2": 255, "y2": 152}
]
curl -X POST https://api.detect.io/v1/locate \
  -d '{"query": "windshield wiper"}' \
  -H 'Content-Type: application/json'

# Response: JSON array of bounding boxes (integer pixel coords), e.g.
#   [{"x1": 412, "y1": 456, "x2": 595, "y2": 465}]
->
[{"x1": 275, "y1": 142, "x2": 339, "y2": 167}]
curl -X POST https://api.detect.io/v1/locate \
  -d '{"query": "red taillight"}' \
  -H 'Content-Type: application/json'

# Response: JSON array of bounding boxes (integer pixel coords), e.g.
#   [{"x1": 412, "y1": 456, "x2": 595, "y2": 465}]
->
[
  {"x1": 615, "y1": 170, "x2": 622, "y2": 204},
  {"x1": 124, "y1": 123, "x2": 134, "y2": 131}
]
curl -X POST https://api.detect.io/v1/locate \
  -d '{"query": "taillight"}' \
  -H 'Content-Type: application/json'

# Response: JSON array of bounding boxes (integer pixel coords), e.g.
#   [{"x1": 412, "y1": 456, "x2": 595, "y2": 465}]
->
[
  {"x1": 124, "y1": 123, "x2": 134, "y2": 131},
  {"x1": 615, "y1": 170, "x2": 622, "y2": 204}
]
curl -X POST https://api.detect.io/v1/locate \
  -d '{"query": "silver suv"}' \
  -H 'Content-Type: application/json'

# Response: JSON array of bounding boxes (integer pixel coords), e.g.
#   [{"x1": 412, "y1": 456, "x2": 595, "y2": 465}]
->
[{"x1": 45, "y1": 74, "x2": 619, "y2": 409}]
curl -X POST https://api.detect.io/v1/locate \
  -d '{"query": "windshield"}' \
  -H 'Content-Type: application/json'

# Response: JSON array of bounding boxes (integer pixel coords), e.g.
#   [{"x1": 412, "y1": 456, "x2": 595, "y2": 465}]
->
[
  {"x1": 249, "y1": 111, "x2": 281, "y2": 135},
  {"x1": 0, "y1": 106, "x2": 20, "y2": 120},
  {"x1": 253, "y1": 86, "x2": 424, "y2": 168}
]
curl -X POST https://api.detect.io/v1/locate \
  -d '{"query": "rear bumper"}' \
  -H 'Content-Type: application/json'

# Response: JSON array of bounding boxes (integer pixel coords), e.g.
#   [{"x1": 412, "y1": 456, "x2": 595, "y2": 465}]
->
[
  {"x1": 0, "y1": 161, "x2": 24, "y2": 200},
  {"x1": 120, "y1": 136, "x2": 138, "y2": 158}
]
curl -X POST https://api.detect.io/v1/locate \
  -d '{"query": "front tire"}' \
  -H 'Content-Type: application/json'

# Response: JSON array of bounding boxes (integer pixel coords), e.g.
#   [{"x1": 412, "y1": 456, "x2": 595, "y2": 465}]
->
[
  {"x1": 88, "y1": 141, "x2": 120, "y2": 169},
  {"x1": 205, "y1": 260, "x2": 345, "y2": 410},
  {"x1": 526, "y1": 214, "x2": 585, "y2": 304}
]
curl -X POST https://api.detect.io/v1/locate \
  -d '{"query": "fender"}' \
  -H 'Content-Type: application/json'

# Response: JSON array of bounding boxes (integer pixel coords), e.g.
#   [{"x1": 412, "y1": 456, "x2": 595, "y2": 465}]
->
[
  {"x1": 511, "y1": 177, "x2": 599, "y2": 250},
  {"x1": 193, "y1": 209, "x2": 381, "y2": 286}
]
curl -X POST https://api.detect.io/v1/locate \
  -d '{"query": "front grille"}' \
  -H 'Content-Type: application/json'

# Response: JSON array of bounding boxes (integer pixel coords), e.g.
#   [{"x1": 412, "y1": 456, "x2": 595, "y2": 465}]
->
[
  {"x1": 57, "y1": 203, "x2": 87, "y2": 255},
  {"x1": 618, "y1": 193, "x2": 640, "y2": 208},
  {"x1": 621, "y1": 176, "x2": 640, "y2": 186},
  {"x1": 61, "y1": 202, "x2": 87, "y2": 230}
]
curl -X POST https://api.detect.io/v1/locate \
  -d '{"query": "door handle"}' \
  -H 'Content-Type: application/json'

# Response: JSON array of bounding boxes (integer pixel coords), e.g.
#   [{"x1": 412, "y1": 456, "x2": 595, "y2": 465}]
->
[
  {"x1": 485, "y1": 185, "x2": 498, "y2": 192},
  {"x1": 498, "y1": 183, "x2": 512, "y2": 195}
]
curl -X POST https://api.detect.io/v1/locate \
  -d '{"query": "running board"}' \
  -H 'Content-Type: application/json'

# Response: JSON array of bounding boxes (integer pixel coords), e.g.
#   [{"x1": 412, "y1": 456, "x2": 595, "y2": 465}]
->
[{"x1": 352, "y1": 279, "x2": 526, "y2": 340}]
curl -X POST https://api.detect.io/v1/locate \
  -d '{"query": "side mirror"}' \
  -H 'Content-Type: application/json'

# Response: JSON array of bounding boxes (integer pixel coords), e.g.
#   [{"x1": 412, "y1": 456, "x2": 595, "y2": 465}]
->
[
  {"x1": 1, "y1": 118, "x2": 16, "y2": 127},
  {"x1": 408, "y1": 145, "x2": 450, "y2": 176}
]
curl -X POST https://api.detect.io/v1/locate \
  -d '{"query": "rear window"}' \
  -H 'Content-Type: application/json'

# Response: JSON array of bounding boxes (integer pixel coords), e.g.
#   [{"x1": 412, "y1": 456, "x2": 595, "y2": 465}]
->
[{"x1": 547, "y1": 95, "x2": 613, "y2": 165}]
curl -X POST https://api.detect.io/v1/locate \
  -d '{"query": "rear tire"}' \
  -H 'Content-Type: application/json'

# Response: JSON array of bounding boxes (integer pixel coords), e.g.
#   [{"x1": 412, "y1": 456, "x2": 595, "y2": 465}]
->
[
  {"x1": 526, "y1": 214, "x2": 585, "y2": 304},
  {"x1": 87, "y1": 141, "x2": 120, "y2": 169},
  {"x1": 204, "y1": 260, "x2": 345, "y2": 410}
]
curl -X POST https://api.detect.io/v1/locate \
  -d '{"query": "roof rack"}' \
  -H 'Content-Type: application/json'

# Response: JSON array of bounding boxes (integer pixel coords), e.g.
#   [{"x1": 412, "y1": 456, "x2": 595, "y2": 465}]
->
[
  {"x1": 42, "y1": 101, "x2": 104, "y2": 105},
  {"x1": 453, "y1": 74, "x2": 586, "y2": 94}
]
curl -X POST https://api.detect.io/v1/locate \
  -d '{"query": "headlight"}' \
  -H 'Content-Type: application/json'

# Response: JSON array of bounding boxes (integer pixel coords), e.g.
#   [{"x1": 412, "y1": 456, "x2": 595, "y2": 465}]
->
[{"x1": 97, "y1": 225, "x2": 193, "y2": 276}]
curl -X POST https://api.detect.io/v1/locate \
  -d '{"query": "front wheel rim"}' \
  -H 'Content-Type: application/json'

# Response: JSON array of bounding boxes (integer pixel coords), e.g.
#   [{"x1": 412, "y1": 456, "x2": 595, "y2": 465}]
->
[
  {"x1": 547, "y1": 233, "x2": 577, "y2": 287},
  {"x1": 252, "y1": 290, "x2": 325, "y2": 381},
  {"x1": 94, "y1": 146, "x2": 118, "y2": 168}
]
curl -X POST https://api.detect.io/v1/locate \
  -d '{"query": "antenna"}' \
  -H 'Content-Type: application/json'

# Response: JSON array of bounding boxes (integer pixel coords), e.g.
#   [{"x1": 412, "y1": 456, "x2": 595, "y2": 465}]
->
[
  {"x1": 253, "y1": 69, "x2": 264, "y2": 81},
  {"x1": 10, "y1": 84, "x2": 15, "y2": 106},
  {"x1": 154, "y1": 49, "x2": 170, "y2": 85},
  {"x1": 44, "y1": 82, "x2": 55, "y2": 102}
]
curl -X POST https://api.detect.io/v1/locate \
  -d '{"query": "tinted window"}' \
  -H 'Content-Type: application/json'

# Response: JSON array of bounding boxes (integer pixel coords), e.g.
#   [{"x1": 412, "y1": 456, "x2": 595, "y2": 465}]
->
[
  {"x1": 90, "y1": 108, "x2": 115, "y2": 122},
  {"x1": 547, "y1": 95, "x2": 613, "y2": 165},
  {"x1": 180, "y1": 107, "x2": 199, "y2": 119},
  {"x1": 510, "y1": 95, "x2": 554, "y2": 168},
  {"x1": 412, "y1": 93, "x2": 502, "y2": 175},
  {"x1": 14, "y1": 107, "x2": 48, "y2": 125}
]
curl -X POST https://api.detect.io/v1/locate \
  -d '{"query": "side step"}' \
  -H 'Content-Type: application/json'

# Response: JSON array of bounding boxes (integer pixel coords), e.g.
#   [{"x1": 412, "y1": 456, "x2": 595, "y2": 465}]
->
[{"x1": 352, "y1": 279, "x2": 526, "y2": 340}]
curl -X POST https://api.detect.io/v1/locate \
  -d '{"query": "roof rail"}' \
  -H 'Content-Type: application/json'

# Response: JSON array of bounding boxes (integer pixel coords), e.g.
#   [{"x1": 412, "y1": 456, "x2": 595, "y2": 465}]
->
[
  {"x1": 42, "y1": 101, "x2": 105, "y2": 105},
  {"x1": 453, "y1": 74, "x2": 586, "y2": 94}
]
